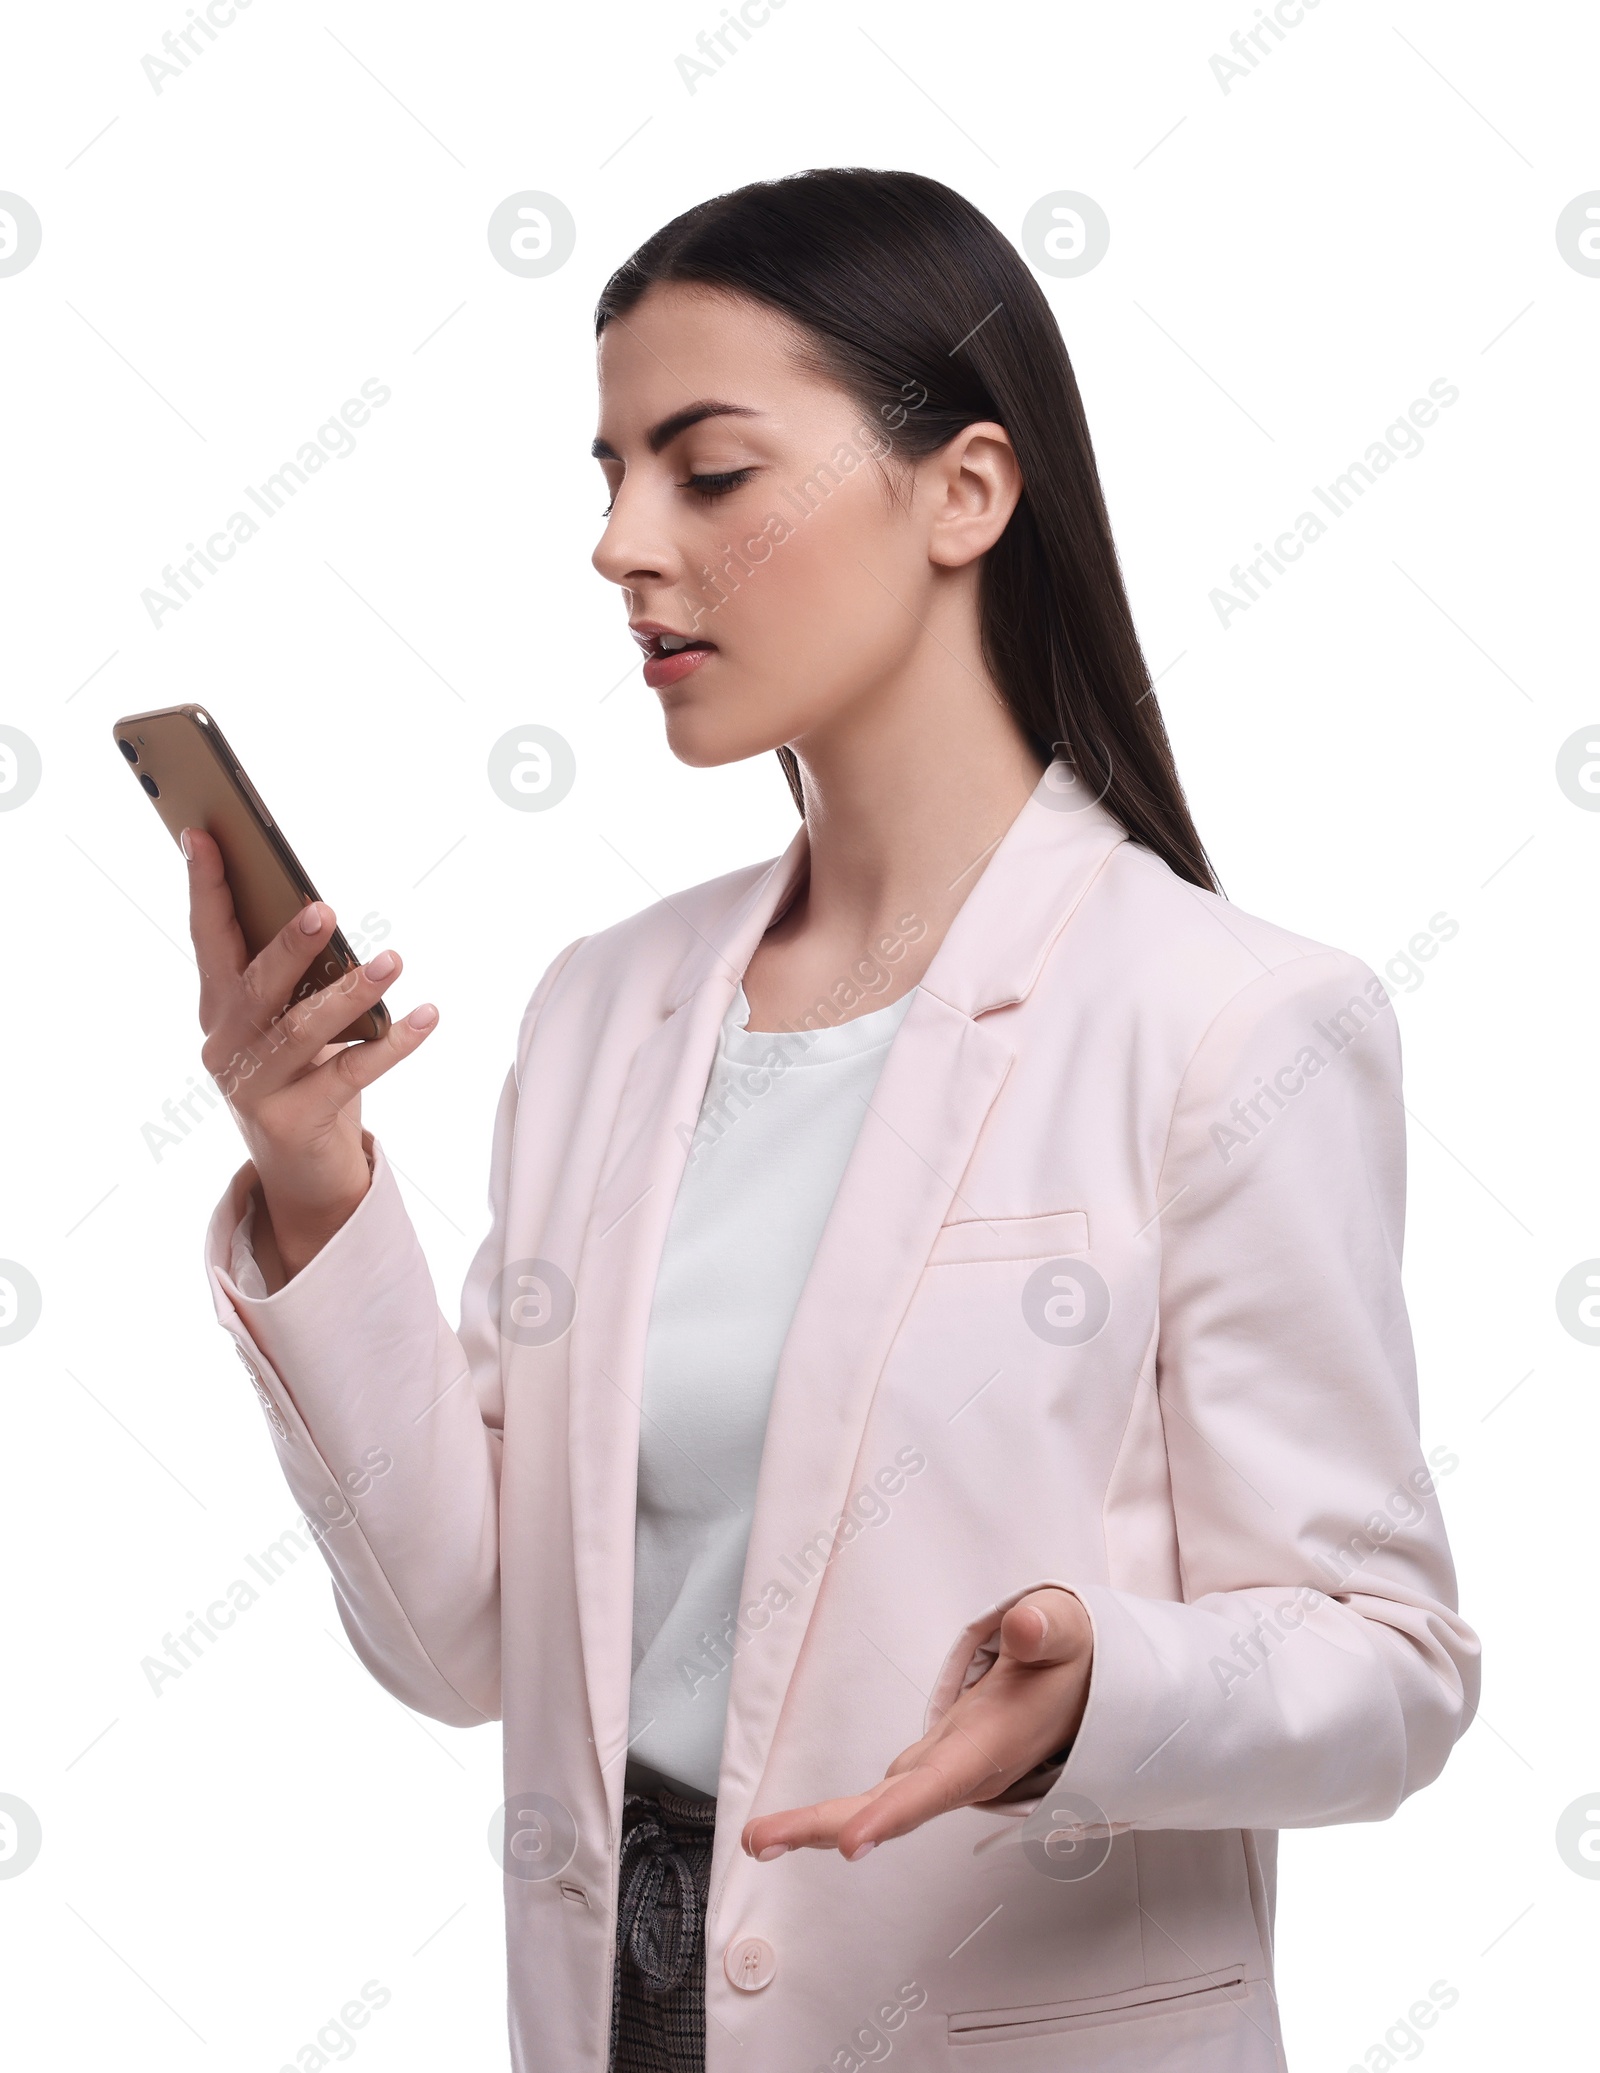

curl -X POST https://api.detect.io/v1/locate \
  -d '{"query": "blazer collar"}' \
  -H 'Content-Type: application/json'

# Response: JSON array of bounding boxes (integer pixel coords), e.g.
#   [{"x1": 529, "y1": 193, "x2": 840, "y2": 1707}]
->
[{"x1": 662, "y1": 760, "x2": 1130, "y2": 1020}]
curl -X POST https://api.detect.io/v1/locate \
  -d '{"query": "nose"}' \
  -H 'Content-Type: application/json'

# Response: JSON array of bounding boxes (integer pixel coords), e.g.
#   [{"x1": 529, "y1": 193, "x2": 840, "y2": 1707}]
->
[{"x1": 591, "y1": 483, "x2": 671, "y2": 592}]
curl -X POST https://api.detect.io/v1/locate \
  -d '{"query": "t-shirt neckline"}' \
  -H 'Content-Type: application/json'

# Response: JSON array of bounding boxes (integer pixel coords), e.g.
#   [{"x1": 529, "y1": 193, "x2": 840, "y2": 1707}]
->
[{"x1": 723, "y1": 980, "x2": 917, "y2": 1066}]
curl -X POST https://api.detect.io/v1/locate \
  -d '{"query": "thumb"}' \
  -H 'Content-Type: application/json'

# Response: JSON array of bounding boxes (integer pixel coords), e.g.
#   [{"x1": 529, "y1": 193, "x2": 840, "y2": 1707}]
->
[{"x1": 999, "y1": 1588, "x2": 1089, "y2": 1666}]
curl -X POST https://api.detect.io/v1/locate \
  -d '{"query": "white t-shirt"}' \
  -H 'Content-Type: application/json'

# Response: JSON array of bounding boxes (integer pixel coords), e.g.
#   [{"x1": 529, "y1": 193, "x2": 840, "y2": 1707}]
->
[{"x1": 625, "y1": 979, "x2": 917, "y2": 1800}]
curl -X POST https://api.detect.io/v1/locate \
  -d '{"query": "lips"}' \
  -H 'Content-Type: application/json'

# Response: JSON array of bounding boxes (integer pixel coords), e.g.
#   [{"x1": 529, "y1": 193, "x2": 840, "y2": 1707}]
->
[{"x1": 630, "y1": 623, "x2": 718, "y2": 691}]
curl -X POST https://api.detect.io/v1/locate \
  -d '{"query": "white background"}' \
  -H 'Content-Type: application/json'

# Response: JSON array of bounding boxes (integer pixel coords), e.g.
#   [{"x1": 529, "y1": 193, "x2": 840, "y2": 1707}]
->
[{"x1": 2, "y1": 1, "x2": 1595, "y2": 2067}]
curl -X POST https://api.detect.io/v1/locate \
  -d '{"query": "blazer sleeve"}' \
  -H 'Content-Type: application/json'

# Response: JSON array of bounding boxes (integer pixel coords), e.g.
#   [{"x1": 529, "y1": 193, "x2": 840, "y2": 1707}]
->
[
  {"x1": 937, "y1": 948, "x2": 1481, "y2": 1831},
  {"x1": 201, "y1": 935, "x2": 587, "y2": 1728}
]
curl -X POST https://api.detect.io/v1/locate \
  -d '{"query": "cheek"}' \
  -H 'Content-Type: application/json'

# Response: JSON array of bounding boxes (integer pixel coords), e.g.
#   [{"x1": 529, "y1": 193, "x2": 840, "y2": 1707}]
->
[
  {"x1": 657, "y1": 466, "x2": 928, "y2": 766},
  {"x1": 716, "y1": 474, "x2": 919, "y2": 680}
]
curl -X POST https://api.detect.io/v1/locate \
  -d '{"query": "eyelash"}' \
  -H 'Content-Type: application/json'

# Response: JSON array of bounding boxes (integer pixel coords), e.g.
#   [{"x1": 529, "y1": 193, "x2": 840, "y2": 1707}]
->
[
  {"x1": 600, "y1": 468, "x2": 755, "y2": 518},
  {"x1": 683, "y1": 468, "x2": 755, "y2": 501}
]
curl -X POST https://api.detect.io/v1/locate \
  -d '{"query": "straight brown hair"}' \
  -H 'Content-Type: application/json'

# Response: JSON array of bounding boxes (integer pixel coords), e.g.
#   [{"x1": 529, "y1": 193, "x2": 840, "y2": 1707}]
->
[{"x1": 596, "y1": 167, "x2": 1220, "y2": 894}]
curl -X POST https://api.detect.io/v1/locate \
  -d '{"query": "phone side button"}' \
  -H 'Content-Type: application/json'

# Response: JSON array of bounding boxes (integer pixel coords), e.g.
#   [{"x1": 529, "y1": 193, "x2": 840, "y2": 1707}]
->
[{"x1": 233, "y1": 764, "x2": 275, "y2": 828}]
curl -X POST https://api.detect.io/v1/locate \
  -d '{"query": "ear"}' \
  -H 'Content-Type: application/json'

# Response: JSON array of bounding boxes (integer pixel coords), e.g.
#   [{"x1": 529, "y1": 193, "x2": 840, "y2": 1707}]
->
[{"x1": 925, "y1": 421, "x2": 1023, "y2": 569}]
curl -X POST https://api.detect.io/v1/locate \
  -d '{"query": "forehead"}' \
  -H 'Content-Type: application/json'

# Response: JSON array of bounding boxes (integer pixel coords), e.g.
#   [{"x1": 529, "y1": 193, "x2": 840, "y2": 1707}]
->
[{"x1": 594, "y1": 283, "x2": 828, "y2": 438}]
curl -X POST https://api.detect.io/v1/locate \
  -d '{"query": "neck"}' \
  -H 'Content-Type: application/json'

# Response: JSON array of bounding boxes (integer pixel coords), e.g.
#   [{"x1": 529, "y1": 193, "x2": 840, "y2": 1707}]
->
[
  {"x1": 738, "y1": 607, "x2": 1047, "y2": 1035},
  {"x1": 789, "y1": 635, "x2": 1045, "y2": 950}
]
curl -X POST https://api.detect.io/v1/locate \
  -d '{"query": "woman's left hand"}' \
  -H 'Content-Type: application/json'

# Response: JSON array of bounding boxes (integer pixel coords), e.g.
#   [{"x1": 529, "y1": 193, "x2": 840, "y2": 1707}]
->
[{"x1": 740, "y1": 1587, "x2": 1094, "y2": 1863}]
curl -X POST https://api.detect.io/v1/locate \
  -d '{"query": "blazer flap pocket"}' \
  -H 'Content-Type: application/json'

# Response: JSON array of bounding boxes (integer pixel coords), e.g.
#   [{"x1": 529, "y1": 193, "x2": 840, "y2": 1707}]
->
[{"x1": 928, "y1": 1210, "x2": 1089, "y2": 1267}]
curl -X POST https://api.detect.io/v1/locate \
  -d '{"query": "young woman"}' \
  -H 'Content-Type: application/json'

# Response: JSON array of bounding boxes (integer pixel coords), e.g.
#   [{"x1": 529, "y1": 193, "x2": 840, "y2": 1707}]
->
[{"x1": 191, "y1": 169, "x2": 1479, "y2": 2073}]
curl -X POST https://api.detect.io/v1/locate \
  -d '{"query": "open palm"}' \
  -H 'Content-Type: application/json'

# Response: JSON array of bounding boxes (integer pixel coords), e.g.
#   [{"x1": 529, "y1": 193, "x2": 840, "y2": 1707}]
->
[{"x1": 740, "y1": 1587, "x2": 1094, "y2": 1864}]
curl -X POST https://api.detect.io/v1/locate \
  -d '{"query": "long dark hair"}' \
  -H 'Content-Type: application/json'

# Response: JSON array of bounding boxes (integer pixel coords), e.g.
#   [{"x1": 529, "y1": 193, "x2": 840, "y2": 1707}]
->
[{"x1": 595, "y1": 167, "x2": 1219, "y2": 894}]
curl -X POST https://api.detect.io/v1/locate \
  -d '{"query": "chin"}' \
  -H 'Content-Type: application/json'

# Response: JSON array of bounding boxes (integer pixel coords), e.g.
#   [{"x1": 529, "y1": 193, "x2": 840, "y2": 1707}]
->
[
  {"x1": 663, "y1": 724, "x2": 786, "y2": 771},
  {"x1": 659, "y1": 699, "x2": 805, "y2": 772}
]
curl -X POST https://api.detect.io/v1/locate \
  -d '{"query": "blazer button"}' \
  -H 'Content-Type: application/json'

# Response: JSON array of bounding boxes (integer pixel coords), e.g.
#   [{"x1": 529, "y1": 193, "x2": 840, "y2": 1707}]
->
[{"x1": 723, "y1": 1935, "x2": 776, "y2": 1992}]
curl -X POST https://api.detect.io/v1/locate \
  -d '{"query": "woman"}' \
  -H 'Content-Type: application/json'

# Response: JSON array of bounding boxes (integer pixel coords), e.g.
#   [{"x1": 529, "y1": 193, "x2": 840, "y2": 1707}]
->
[{"x1": 192, "y1": 169, "x2": 1478, "y2": 2072}]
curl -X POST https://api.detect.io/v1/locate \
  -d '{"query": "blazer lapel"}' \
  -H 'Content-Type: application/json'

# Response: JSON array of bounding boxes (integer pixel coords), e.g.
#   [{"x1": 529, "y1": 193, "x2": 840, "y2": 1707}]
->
[
  {"x1": 713, "y1": 989, "x2": 1014, "y2": 1815},
  {"x1": 567, "y1": 827, "x2": 809, "y2": 1830},
  {"x1": 713, "y1": 772, "x2": 1130, "y2": 1864}
]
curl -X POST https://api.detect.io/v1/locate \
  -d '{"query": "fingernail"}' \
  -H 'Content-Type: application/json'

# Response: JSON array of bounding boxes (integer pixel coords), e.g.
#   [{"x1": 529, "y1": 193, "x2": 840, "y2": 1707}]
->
[
  {"x1": 179, "y1": 828, "x2": 194, "y2": 859},
  {"x1": 298, "y1": 903, "x2": 324, "y2": 935},
  {"x1": 407, "y1": 1004, "x2": 439, "y2": 1032},
  {"x1": 756, "y1": 1844, "x2": 787, "y2": 1862},
  {"x1": 845, "y1": 1840, "x2": 877, "y2": 1863},
  {"x1": 366, "y1": 950, "x2": 398, "y2": 981}
]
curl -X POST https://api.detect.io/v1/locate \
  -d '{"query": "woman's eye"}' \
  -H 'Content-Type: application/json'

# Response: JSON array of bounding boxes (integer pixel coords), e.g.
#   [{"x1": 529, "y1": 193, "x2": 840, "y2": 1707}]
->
[
  {"x1": 682, "y1": 468, "x2": 754, "y2": 500},
  {"x1": 600, "y1": 499, "x2": 614, "y2": 518}
]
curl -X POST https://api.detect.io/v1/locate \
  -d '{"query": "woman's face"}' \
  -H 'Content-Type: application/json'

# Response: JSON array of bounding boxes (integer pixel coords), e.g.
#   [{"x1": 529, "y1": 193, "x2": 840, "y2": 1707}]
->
[{"x1": 591, "y1": 284, "x2": 1002, "y2": 769}]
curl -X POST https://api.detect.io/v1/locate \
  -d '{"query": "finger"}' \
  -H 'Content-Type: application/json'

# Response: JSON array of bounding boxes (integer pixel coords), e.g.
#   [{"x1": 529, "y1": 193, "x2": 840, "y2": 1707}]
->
[
  {"x1": 741, "y1": 1785, "x2": 887, "y2": 1859},
  {"x1": 879, "y1": 1706, "x2": 1003, "y2": 1782},
  {"x1": 999, "y1": 1588, "x2": 1089, "y2": 1666},
  {"x1": 270, "y1": 998, "x2": 438, "y2": 1148},
  {"x1": 322, "y1": 997, "x2": 440, "y2": 1097},
  {"x1": 236, "y1": 897, "x2": 344, "y2": 1035},
  {"x1": 882, "y1": 1723, "x2": 943, "y2": 1779},
  {"x1": 185, "y1": 827, "x2": 253, "y2": 1016},
  {"x1": 208, "y1": 951, "x2": 410, "y2": 1100},
  {"x1": 743, "y1": 1741, "x2": 1004, "y2": 1863},
  {"x1": 832, "y1": 1763, "x2": 982, "y2": 1857},
  {"x1": 766, "y1": 1766, "x2": 969, "y2": 1865}
]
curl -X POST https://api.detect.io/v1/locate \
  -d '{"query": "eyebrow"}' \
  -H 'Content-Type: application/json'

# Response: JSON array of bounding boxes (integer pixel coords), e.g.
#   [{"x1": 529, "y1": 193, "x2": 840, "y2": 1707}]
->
[{"x1": 590, "y1": 400, "x2": 760, "y2": 462}]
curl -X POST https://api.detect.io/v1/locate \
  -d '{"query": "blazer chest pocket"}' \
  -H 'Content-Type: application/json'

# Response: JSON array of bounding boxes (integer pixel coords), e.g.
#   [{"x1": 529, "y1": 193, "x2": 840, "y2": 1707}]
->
[{"x1": 926, "y1": 1209, "x2": 1089, "y2": 1267}]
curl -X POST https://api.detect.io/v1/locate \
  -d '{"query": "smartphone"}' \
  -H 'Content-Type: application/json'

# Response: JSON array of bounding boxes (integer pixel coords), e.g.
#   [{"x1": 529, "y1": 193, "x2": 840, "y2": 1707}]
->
[{"x1": 111, "y1": 703, "x2": 389, "y2": 1046}]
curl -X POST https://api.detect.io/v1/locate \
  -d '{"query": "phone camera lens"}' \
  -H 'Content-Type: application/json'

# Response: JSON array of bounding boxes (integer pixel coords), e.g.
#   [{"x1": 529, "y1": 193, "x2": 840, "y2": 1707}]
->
[
  {"x1": 117, "y1": 739, "x2": 138, "y2": 763},
  {"x1": 139, "y1": 774, "x2": 160, "y2": 799}
]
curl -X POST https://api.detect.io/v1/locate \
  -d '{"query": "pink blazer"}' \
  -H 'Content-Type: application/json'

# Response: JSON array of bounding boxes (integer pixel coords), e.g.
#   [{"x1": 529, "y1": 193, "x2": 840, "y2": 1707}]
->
[{"x1": 205, "y1": 773, "x2": 1478, "y2": 2072}]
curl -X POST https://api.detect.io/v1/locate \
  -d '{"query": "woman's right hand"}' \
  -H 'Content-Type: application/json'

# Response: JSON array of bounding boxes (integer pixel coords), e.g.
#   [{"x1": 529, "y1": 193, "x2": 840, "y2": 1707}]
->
[{"x1": 185, "y1": 825, "x2": 438, "y2": 1283}]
